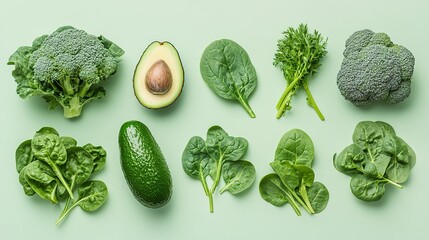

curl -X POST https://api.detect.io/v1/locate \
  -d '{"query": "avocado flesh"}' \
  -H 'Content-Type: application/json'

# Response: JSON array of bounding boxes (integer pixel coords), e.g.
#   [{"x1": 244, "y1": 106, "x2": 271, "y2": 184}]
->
[{"x1": 133, "y1": 41, "x2": 184, "y2": 109}]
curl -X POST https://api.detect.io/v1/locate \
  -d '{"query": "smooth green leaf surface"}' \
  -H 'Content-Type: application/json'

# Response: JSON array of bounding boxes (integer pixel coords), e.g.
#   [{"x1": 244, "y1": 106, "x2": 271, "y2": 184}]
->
[
  {"x1": 200, "y1": 39, "x2": 257, "y2": 118},
  {"x1": 220, "y1": 160, "x2": 256, "y2": 194},
  {"x1": 274, "y1": 129, "x2": 314, "y2": 167}
]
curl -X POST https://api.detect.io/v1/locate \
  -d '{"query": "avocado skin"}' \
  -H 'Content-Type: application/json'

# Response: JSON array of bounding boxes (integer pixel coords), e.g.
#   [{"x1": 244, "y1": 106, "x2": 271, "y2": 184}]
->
[{"x1": 119, "y1": 120, "x2": 172, "y2": 208}]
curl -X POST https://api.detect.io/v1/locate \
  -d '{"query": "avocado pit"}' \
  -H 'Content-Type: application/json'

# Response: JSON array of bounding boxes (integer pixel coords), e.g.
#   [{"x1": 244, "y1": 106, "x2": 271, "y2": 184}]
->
[
  {"x1": 133, "y1": 41, "x2": 184, "y2": 109},
  {"x1": 145, "y1": 60, "x2": 172, "y2": 95}
]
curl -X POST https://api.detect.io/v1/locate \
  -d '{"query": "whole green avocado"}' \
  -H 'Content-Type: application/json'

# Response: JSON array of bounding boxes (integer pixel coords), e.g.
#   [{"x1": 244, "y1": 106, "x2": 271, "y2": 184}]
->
[{"x1": 119, "y1": 120, "x2": 172, "y2": 208}]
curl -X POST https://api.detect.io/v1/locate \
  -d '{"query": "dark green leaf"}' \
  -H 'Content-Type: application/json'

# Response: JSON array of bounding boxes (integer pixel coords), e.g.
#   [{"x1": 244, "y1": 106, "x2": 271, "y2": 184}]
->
[
  {"x1": 333, "y1": 143, "x2": 366, "y2": 175},
  {"x1": 274, "y1": 129, "x2": 314, "y2": 167},
  {"x1": 182, "y1": 136, "x2": 215, "y2": 179},
  {"x1": 350, "y1": 174, "x2": 386, "y2": 201},
  {"x1": 200, "y1": 39, "x2": 257, "y2": 118},
  {"x1": 308, "y1": 182, "x2": 329, "y2": 213},
  {"x1": 76, "y1": 180, "x2": 108, "y2": 211},
  {"x1": 205, "y1": 126, "x2": 248, "y2": 162},
  {"x1": 220, "y1": 160, "x2": 256, "y2": 194},
  {"x1": 62, "y1": 147, "x2": 94, "y2": 189},
  {"x1": 83, "y1": 143, "x2": 107, "y2": 173},
  {"x1": 16, "y1": 139, "x2": 33, "y2": 173},
  {"x1": 259, "y1": 174, "x2": 289, "y2": 206}
]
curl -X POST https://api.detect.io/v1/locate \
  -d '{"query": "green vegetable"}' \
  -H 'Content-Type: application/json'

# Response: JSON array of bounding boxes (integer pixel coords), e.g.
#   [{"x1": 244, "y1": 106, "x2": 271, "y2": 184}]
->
[
  {"x1": 118, "y1": 120, "x2": 173, "y2": 208},
  {"x1": 182, "y1": 126, "x2": 256, "y2": 212},
  {"x1": 333, "y1": 121, "x2": 416, "y2": 201},
  {"x1": 56, "y1": 180, "x2": 108, "y2": 224},
  {"x1": 259, "y1": 129, "x2": 329, "y2": 215},
  {"x1": 15, "y1": 127, "x2": 108, "y2": 224},
  {"x1": 273, "y1": 24, "x2": 327, "y2": 120},
  {"x1": 200, "y1": 39, "x2": 257, "y2": 118},
  {"x1": 337, "y1": 29, "x2": 415, "y2": 107},
  {"x1": 8, "y1": 26, "x2": 124, "y2": 118}
]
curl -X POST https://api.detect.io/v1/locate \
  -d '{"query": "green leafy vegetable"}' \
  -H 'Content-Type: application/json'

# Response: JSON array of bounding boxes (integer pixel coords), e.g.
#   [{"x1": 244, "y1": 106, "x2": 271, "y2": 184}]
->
[
  {"x1": 220, "y1": 160, "x2": 256, "y2": 194},
  {"x1": 259, "y1": 129, "x2": 329, "y2": 215},
  {"x1": 273, "y1": 24, "x2": 327, "y2": 120},
  {"x1": 56, "y1": 180, "x2": 108, "y2": 224},
  {"x1": 182, "y1": 126, "x2": 256, "y2": 212},
  {"x1": 333, "y1": 121, "x2": 416, "y2": 201},
  {"x1": 200, "y1": 39, "x2": 257, "y2": 118},
  {"x1": 15, "y1": 127, "x2": 108, "y2": 224},
  {"x1": 8, "y1": 26, "x2": 124, "y2": 118}
]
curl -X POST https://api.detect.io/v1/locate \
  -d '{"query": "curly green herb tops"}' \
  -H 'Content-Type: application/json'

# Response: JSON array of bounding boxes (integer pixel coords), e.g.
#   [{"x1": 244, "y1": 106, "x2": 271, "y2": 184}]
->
[
  {"x1": 333, "y1": 121, "x2": 416, "y2": 201},
  {"x1": 182, "y1": 126, "x2": 256, "y2": 212},
  {"x1": 259, "y1": 129, "x2": 329, "y2": 215},
  {"x1": 16, "y1": 127, "x2": 108, "y2": 224},
  {"x1": 200, "y1": 39, "x2": 257, "y2": 118},
  {"x1": 274, "y1": 24, "x2": 327, "y2": 120}
]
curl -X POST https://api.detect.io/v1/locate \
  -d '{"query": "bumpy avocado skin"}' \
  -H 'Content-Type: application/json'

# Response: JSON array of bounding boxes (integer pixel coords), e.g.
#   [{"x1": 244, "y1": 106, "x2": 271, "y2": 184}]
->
[{"x1": 119, "y1": 120, "x2": 172, "y2": 208}]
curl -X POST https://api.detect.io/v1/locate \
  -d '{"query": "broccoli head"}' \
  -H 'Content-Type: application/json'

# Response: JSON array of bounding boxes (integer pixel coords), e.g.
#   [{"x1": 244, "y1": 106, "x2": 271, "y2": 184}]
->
[
  {"x1": 337, "y1": 29, "x2": 415, "y2": 107},
  {"x1": 8, "y1": 26, "x2": 124, "y2": 118}
]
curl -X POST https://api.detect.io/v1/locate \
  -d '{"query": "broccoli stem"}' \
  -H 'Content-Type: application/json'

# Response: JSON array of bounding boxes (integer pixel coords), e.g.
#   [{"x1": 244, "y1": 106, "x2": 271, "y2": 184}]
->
[
  {"x1": 61, "y1": 76, "x2": 75, "y2": 95},
  {"x1": 302, "y1": 79, "x2": 324, "y2": 120},
  {"x1": 63, "y1": 95, "x2": 83, "y2": 118},
  {"x1": 78, "y1": 82, "x2": 92, "y2": 98}
]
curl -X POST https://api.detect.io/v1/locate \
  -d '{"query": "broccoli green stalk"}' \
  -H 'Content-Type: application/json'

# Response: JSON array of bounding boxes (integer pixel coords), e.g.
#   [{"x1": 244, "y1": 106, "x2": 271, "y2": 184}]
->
[
  {"x1": 8, "y1": 26, "x2": 124, "y2": 118},
  {"x1": 274, "y1": 24, "x2": 327, "y2": 120}
]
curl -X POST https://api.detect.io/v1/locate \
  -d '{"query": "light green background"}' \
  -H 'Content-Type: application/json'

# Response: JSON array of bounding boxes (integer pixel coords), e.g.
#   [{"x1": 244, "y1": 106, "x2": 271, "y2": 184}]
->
[{"x1": 0, "y1": 0, "x2": 427, "y2": 239}]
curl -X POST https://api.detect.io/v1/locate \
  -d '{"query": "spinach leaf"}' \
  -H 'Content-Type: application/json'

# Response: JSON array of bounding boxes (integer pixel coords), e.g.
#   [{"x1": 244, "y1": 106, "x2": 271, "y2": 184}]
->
[
  {"x1": 182, "y1": 125, "x2": 254, "y2": 213},
  {"x1": 350, "y1": 174, "x2": 386, "y2": 201},
  {"x1": 334, "y1": 121, "x2": 416, "y2": 202},
  {"x1": 182, "y1": 136, "x2": 215, "y2": 180},
  {"x1": 206, "y1": 125, "x2": 248, "y2": 162},
  {"x1": 83, "y1": 143, "x2": 107, "y2": 173},
  {"x1": 15, "y1": 126, "x2": 108, "y2": 224},
  {"x1": 352, "y1": 121, "x2": 384, "y2": 150},
  {"x1": 220, "y1": 160, "x2": 256, "y2": 194},
  {"x1": 200, "y1": 39, "x2": 257, "y2": 118},
  {"x1": 62, "y1": 147, "x2": 94, "y2": 190},
  {"x1": 59, "y1": 136, "x2": 77, "y2": 150},
  {"x1": 20, "y1": 160, "x2": 61, "y2": 204},
  {"x1": 274, "y1": 129, "x2": 314, "y2": 167},
  {"x1": 259, "y1": 173, "x2": 301, "y2": 215},
  {"x1": 31, "y1": 133, "x2": 74, "y2": 199},
  {"x1": 270, "y1": 160, "x2": 315, "y2": 214},
  {"x1": 333, "y1": 144, "x2": 366, "y2": 175},
  {"x1": 260, "y1": 128, "x2": 328, "y2": 215},
  {"x1": 16, "y1": 139, "x2": 33, "y2": 173},
  {"x1": 56, "y1": 180, "x2": 108, "y2": 224},
  {"x1": 308, "y1": 182, "x2": 329, "y2": 214}
]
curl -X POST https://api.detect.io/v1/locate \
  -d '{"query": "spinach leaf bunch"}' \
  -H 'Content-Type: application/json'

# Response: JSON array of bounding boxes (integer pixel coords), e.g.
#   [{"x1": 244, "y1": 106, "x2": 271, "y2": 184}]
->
[
  {"x1": 182, "y1": 126, "x2": 256, "y2": 212},
  {"x1": 200, "y1": 39, "x2": 257, "y2": 118},
  {"x1": 334, "y1": 121, "x2": 416, "y2": 201},
  {"x1": 259, "y1": 129, "x2": 329, "y2": 215},
  {"x1": 16, "y1": 127, "x2": 108, "y2": 224},
  {"x1": 274, "y1": 24, "x2": 327, "y2": 120}
]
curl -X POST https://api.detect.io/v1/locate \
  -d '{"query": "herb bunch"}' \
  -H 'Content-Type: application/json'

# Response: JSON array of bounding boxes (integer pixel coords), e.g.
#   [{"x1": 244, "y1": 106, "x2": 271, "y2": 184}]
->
[{"x1": 274, "y1": 24, "x2": 327, "y2": 119}]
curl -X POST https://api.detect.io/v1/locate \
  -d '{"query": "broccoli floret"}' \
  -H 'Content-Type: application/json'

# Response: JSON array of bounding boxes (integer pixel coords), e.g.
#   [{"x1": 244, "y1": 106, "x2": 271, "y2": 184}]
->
[
  {"x1": 337, "y1": 29, "x2": 415, "y2": 107},
  {"x1": 8, "y1": 26, "x2": 124, "y2": 118}
]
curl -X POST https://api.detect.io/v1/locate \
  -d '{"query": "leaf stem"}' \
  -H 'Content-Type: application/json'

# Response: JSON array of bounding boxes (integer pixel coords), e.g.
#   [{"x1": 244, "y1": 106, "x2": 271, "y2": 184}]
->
[
  {"x1": 302, "y1": 79, "x2": 324, "y2": 121},
  {"x1": 385, "y1": 178, "x2": 403, "y2": 189},
  {"x1": 49, "y1": 162, "x2": 74, "y2": 200},
  {"x1": 237, "y1": 95, "x2": 256, "y2": 118}
]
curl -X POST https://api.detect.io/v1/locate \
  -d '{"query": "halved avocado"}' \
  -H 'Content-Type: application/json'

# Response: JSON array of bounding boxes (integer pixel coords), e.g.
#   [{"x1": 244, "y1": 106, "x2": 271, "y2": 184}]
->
[{"x1": 133, "y1": 41, "x2": 184, "y2": 109}]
